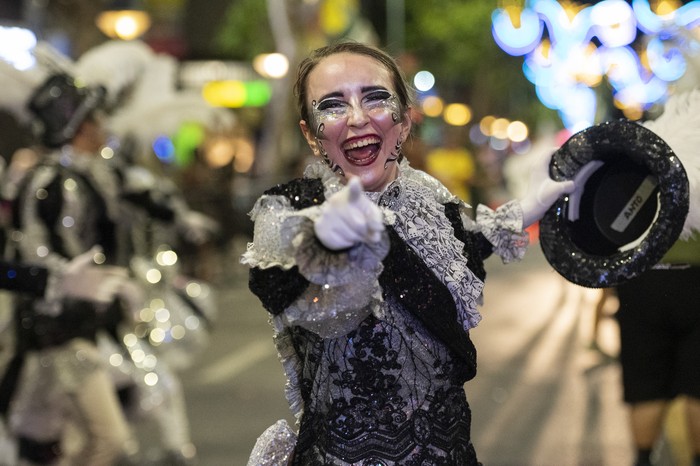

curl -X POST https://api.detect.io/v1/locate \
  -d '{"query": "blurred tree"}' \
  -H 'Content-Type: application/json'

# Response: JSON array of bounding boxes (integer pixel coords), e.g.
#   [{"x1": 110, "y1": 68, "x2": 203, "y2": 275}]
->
[
  {"x1": 402, "y1": 0, "x2": 558, "y2": 132},
  {"x1": 213, "y1": 0, "x2": 275, "y2": 60}
]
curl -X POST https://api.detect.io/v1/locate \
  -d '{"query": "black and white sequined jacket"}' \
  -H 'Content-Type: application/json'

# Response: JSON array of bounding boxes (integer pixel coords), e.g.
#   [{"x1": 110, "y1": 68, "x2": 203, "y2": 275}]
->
[{"x1": 242, "y1": 159, "x2": 528, "y2": 466}]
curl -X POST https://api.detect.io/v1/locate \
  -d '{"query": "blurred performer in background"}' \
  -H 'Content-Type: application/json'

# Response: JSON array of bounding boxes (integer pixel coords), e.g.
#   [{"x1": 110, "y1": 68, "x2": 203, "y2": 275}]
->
[
  {"x1": 614, "y1": 90, "x2": 700, "y2": 466},
  {"x1": 0, "y1": 69, "x2": 138, "y2": 465},
  {"x1": 0, "y1": 39, "x2": 228, "y2": 465}
]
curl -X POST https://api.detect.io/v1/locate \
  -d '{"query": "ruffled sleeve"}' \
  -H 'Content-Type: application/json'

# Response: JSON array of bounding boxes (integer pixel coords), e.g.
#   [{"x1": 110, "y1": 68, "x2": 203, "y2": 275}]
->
[
  {"x1": 242, "y1": 191, "x2": 391, "y2": 338},
  {"x1": 280, "y1": 213, "x2": 389, "y2": 338},
  {"x1": 475, "y1": 200, "x2": 529, "y2": 264}
]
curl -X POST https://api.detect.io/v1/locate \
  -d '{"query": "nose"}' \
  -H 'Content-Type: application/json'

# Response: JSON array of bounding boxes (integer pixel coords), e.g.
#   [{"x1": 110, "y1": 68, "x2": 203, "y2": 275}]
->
[{"x1": 346, "y1": 104, "x2": 369, "y2": 127}]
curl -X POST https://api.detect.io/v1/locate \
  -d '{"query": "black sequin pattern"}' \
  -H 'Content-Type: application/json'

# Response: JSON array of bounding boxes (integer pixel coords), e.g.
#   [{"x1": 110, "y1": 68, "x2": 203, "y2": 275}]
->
[
  {"x1": 264, "y1": 177, "x2": 326, "y2": 210},
  {"x1": 540, "y1": 119, "x2": 689, "y2": 288},
  {"x1": 290, "y1": 311, "x2": 478, "y2": 465}
]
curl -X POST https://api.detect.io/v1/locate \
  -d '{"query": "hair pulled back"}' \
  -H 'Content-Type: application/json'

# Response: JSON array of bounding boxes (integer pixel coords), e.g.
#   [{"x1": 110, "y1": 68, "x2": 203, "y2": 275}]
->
[{"x1": 294, "y1": 42, "x2": 415, "y2": 124}]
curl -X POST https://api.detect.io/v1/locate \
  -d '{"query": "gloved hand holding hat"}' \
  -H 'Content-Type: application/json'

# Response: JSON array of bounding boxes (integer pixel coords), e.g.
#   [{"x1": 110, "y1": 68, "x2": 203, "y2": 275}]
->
[{"x1": 538, "y1": 91, "x2": 699, "y2": 288}]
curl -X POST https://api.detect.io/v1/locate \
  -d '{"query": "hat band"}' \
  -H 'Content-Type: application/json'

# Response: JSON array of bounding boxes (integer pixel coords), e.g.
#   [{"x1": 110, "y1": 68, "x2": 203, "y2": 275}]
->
[{"x1": 610, "y1": 176, "x2": 657, "y2": 233}]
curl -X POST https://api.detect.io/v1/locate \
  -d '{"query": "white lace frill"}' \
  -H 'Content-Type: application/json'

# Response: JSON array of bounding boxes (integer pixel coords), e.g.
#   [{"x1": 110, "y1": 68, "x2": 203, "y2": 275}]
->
[
  {"x1": 280, "y1": 214, "x2": 389, "y2": 338},
  {"x1": 241, "y1": 162, "x2": 392, "y2": 339},
  {"x1": 475, "y1": 201, "x2": 529, "y2": 264},
  {"x1": 240, "y1": 195, "x2": 300, "y2": 270}
]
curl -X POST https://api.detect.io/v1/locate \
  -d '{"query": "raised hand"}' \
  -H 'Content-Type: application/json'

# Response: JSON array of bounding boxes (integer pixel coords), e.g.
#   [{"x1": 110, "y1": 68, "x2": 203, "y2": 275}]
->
[{"x1": 313, "y1": 177, "x2": 385, "y2": 250}]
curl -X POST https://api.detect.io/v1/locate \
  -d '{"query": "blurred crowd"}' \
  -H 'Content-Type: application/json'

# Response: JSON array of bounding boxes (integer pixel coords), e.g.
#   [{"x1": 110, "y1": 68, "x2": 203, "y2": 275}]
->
[{"x1": 0, "y1": 39, "x2": 232, "y2": 465}]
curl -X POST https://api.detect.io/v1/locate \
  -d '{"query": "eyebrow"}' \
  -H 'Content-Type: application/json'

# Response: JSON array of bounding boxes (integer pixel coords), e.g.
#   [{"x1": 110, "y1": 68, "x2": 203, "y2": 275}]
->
[{"x1": 317, "y1": 85, "x2": 390, "y2": 102}]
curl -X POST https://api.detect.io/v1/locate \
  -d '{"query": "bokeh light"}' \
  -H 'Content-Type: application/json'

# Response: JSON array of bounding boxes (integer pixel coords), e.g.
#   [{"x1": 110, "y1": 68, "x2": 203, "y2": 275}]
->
[
  {"x1": 443, "y1": 103, "x2": 472, "y2": 126},
  {"x1": 414, "y1": 70, "x2": 436, "y2": 92},
  {"x1": 253, "y1": 53, "x2": 289, "y2": 79},
  {"x1": 421, "y1": 96, "x2": 444, "y2": 118}
]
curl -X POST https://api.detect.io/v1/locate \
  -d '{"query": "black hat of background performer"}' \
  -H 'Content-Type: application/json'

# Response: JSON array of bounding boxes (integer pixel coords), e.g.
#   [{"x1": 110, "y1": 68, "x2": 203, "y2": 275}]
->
[
  {"x1": 27, "y1": 73, "x2": 106, "y2": 148},
  {"x1": 539, "y1": 119, "x2": 689, "y2": 289}
]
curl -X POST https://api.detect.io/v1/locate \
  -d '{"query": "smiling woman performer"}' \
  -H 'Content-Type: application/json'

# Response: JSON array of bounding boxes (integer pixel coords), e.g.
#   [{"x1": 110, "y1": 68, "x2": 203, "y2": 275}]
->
[{"x1": 241, "y1": 42, "x2": 574, "y2": 466}]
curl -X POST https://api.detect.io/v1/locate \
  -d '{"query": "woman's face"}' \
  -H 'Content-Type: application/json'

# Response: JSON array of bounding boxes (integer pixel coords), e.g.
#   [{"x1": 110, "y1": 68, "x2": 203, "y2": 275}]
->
[{"x1": 300, "y1": 52, "x2": 411, "y2": 193}]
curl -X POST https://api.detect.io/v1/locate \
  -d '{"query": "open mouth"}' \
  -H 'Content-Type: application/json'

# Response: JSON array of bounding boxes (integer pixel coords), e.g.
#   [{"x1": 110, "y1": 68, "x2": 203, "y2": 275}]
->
[{"x1": 343, "y1": 136, "x2": 381, "y2": 166}]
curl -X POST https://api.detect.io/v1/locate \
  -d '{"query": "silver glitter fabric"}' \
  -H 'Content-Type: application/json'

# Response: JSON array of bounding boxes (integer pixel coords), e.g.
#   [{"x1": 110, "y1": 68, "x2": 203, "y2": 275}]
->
[
  {"x1": 246, "y1": 419, "x2": 297, "y2": 466},
  {"x1": 243, "y1": 159, "x2": 529, "y2": 465}
]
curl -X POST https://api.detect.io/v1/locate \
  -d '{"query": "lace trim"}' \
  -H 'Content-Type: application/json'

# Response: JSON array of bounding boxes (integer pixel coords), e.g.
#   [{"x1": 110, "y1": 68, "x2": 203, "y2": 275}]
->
[
  {"x1": 476, "y1": 201, "x2": 529, "y2": 264},
  {"x1": 272, "y1": 319, "x2": 305, "y2": 422},
  {"x1": 241, "y1": 195, "x2": 299, "y2": 270},
  {"x1": 377, "y1": 174, "x2": 485, "y2": 330}
]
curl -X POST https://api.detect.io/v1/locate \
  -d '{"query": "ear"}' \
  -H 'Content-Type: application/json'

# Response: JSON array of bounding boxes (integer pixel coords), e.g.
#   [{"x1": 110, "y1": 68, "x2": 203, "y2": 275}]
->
[
  {"x1": 299, "y1": 119, "x2": 320, "y2": 156},
  {"x1": 399, "y1": 109, "x2": 413, "y2": 142}
]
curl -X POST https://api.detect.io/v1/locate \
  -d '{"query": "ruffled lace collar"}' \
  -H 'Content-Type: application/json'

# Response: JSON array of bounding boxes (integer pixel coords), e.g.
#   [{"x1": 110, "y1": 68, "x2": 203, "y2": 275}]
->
[{"x1": 304, "y1": 159, "x2": 484, "y2": 330}]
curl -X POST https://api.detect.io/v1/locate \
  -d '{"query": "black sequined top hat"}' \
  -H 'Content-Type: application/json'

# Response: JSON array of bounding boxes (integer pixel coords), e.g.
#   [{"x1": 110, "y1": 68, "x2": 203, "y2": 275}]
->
[
  {"x1": 27, "y1": 73, "x2": 106, "y2": 148},
  {"x1": 539, "y1": 119, "x2": 689, "y2": 288}
]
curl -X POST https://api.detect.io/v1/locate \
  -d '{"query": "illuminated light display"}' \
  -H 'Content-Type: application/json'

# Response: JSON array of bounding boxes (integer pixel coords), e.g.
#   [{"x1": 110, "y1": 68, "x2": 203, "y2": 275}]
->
[
  {"x1": 492, "y1": 0, "x2": 700, "y2": 130},
  {"x1": 646, "y1": 36, "x2": 687, "y2": 81},
  {"x1": 633, "y1": 0, "x2": 700, "y2": 34},
  {"x1": 492, "y1": 7, "x2": 544, "y2": 55}
]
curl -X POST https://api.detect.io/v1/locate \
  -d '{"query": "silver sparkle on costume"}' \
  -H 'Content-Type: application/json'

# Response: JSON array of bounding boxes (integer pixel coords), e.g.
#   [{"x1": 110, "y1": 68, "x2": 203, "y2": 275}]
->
[{"x1": 246, "y1": 419, "x2": 297, "y2": 466}]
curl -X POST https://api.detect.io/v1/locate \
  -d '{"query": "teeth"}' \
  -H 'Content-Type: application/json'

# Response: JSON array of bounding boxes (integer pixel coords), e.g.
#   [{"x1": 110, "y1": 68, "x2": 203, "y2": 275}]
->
[{"x1": 344, "y1": 136, "x2": 381, "y2": 150}]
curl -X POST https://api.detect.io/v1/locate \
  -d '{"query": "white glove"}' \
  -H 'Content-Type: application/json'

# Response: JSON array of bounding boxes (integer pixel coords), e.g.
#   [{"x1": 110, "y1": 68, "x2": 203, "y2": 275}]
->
[
  {"x1": 519, "y1": 151, "x2": 576, "y2": 227},
  {"x1": 314, "y1": 177, "x2": 385, "y2": 250},
  {"x1": 54, "y1": 247, "x2": 131, "y2": 304}
]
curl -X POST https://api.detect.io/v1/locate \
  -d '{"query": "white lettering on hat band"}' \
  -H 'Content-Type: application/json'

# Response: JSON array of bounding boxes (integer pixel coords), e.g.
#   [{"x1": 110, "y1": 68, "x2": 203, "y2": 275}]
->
[{"x1": 611, "y1": 176, "x2": 658, "y2": 233}]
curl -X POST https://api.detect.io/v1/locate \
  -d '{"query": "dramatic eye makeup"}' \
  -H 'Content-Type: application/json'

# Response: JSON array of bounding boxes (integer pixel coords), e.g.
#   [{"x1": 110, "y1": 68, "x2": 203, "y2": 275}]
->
[{"x1": 312, "y1": 87, "x2": 399, "y2": 125}]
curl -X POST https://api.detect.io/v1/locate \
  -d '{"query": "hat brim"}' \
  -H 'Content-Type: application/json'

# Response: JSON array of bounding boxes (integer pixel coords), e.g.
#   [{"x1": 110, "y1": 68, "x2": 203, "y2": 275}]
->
[{"x1": 539, "y1": 119, "x2": 689, "y2": 288}]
